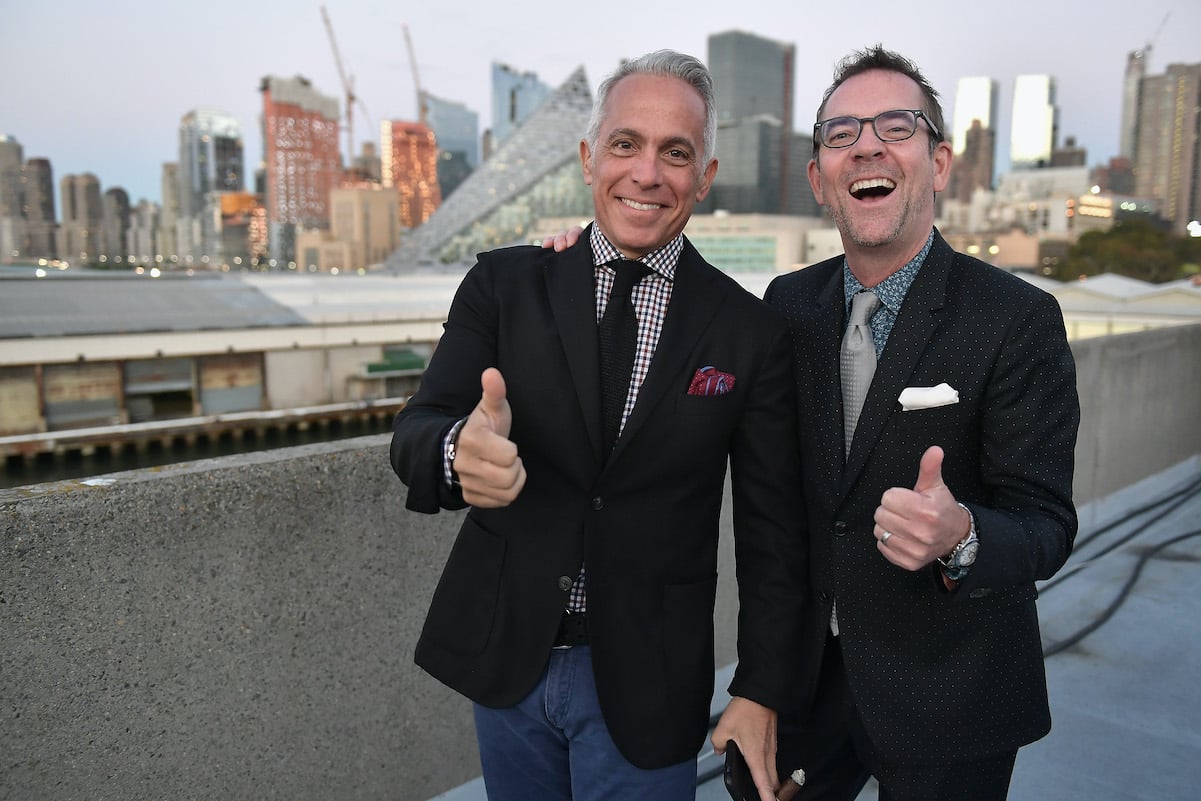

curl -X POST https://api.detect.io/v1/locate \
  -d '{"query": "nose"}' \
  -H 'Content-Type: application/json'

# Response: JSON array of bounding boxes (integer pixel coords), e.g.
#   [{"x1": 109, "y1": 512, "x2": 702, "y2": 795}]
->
[
  {"x1": 850, "y1": 122, "x2": 886, "y2": 157},
  {"x1": 629, "y1": 149, "x2": 662, "y2": 185}
]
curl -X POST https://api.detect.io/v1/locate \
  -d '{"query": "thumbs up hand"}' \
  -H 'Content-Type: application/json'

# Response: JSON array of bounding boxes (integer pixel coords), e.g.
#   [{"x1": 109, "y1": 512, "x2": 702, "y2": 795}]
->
[
  {"x1": 873, "y1": 446, "x2": 972, "y2": 571},
  {"x1": 454, "y1": 368, "x2": 527, "y2": 508}
]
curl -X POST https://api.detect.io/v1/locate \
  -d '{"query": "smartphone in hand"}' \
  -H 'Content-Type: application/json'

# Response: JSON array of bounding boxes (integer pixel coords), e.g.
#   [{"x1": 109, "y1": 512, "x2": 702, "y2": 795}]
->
[{"x1": 723, "y1": 739, "x2": 757, "y2": 801}]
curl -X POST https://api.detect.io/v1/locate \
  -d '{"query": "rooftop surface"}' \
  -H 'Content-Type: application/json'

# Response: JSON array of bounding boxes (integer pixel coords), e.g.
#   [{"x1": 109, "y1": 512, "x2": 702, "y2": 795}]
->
[{"x1": 1, "y1": 267, "x2": 1198, "y2": 340}]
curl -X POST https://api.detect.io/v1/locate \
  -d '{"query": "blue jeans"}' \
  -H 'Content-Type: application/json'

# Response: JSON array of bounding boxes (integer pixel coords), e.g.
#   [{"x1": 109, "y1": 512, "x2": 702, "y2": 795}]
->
[{"x1": 473, "y1": 646, "x2": 697, "y2": 801}]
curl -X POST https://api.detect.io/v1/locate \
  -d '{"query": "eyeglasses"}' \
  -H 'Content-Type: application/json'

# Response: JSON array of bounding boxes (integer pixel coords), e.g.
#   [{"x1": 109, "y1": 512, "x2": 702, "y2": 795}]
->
[{"x1": 813, "y1": 109, "x2": 942, "y2": 149}]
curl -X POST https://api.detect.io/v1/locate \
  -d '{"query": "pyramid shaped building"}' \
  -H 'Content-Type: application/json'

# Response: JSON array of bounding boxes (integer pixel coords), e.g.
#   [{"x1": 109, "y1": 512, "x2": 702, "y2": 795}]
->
[{"x1": 386, "y1": 66, "x2": 595, "y2": 269}]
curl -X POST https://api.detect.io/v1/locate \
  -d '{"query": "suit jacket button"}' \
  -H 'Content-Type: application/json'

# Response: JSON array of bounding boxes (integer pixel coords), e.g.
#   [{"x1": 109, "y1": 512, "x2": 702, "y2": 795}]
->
[
  {"x1": 833, "y1": 521, "x2": 848, "y2": 536},
  {"x1": 969, "y1": 588, "x2": 993, "y2": 599},
  {"x1": 819, "y1": 590, "x2": 831, "y2": 603},
  {"x1": 558, "y1": 576, "x2": 574, "y2": 592},
  {"x1": 591, "y1": 496, "x2": 604, "y2": 511}
]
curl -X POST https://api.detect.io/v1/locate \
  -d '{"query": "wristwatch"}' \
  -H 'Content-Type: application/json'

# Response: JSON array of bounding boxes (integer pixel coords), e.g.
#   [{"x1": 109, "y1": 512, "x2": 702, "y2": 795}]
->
[
  {"x1": 938, "y1": 503, "x2": 978, "y2": 581},
  {"x1": 445, "y1": 419, "x2": 465, "y2": 487}
]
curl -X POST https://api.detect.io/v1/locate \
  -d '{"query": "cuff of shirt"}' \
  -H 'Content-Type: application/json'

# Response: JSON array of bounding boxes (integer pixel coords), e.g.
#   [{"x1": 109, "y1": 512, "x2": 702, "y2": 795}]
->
[{"x1": 442, "y1": 418, "x2": 468, "y2": 487}]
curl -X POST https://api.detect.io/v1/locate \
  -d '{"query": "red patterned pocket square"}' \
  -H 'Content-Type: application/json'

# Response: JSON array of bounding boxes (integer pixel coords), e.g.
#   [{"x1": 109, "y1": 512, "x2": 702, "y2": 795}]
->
[{"x1": 688, "y1": 366, "x2": 736, "y2": 396}]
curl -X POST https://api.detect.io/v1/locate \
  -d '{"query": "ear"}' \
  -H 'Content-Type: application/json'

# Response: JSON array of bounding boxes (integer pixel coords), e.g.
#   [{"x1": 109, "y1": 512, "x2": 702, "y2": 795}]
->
[
  {"x1": 932, "y1": 140, "x2": 952, "y2": 193},
  {"x1": 694, "y1": 158, "x2": 718, "y2": 202},
  {"x1": 579, "y1": 140, "x2": 594, "y2": 185},
  {"x1": 807, "y1": 158, "x2": 825, "y2": 206}
]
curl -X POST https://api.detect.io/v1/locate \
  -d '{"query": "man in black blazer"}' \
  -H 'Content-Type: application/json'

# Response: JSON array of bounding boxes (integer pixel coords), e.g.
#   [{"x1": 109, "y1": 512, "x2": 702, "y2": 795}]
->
[
  {"x1": 391, "y1": 50, "x2": 806, "y2": 801},
  {"x1": 765, "y1": 46, "x2": 1080, "y2": 800}
]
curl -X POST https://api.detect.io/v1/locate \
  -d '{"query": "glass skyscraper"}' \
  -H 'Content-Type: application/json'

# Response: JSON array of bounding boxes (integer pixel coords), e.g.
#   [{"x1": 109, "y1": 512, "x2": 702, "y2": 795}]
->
[
  {"x1": 951, "y1": 77, "x2": 998, "y2": 156},
  {"x1": 490, "y1": 63, "x2": 551, "y2": 147},
  {"x1": 425, "y1": 93, "x2": 480, "y2": 199},
  {"x1": 1010, "y1": 75, "x2": 1058, "y2": 170},
  {"x1": 706, "y1": 30, "x2": 809, "y2": 215},
  {"x1": 177, "y1": 108, "x2": 244, "y2": 262}
]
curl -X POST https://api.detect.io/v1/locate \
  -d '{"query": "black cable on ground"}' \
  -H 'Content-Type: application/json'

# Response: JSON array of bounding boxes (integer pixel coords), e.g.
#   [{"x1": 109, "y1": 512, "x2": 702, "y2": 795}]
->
[
  {"x1": 1072, "y1": 474, "x2": 1201, "y2": 549},
  {"x1": 1041, "y1": 474, "x2": 1201, "y2": 595},
  {"x1": 1043, "y1": 529, "x2": 1201, "y2": 657}
]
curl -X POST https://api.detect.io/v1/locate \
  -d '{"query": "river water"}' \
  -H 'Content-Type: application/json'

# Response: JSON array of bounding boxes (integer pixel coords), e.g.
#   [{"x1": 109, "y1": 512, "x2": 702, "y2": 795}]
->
[{"x1": 1, "y1": 416, "x2": 394, "y2": 490}]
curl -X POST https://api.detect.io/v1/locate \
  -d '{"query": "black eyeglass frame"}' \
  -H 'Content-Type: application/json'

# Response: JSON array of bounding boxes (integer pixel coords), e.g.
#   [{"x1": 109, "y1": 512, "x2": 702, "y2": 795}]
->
[{"x1": 812, "y1": 109, "x2": 943, "y2": 150}]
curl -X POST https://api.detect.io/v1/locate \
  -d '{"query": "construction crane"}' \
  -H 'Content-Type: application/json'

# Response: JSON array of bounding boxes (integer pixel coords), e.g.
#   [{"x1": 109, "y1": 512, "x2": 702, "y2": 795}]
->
[
  {"x1": 320, "y1": 5, "x2": 366, "y2": 169},
  {"x1": 1149, "y1": 11, "x2": 1170, "y2": 48},
  {"x1": 1140, "y1": 12, "x2": 1171, "y2": 64},
  {"x1": 402, "y1": 23, "x2": 428, "y2": 126}
]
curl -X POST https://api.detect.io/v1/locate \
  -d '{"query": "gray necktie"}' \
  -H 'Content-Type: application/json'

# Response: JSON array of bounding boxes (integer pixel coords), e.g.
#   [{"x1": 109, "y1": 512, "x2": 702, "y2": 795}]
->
[{"x1": 841, "y1": 290, "x2": 881, "y2": 453}]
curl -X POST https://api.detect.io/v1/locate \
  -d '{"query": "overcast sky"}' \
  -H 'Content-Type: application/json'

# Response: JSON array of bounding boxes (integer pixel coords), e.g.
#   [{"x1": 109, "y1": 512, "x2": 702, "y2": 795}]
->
[{"x1": 4, "y1": 0, "x2": 1197, "y2": 205}]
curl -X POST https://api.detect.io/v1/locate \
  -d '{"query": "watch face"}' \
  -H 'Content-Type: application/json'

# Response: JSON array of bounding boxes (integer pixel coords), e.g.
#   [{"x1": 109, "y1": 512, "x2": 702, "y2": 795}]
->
[{"x1": 958, "y1": 539, "x2": 979, "y2": 566}]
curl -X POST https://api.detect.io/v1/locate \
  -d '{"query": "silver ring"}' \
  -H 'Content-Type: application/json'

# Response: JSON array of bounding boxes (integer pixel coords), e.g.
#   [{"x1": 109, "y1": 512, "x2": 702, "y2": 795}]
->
[{"x1": 880, "y1": 530, "x2": 892, "y2": 544}]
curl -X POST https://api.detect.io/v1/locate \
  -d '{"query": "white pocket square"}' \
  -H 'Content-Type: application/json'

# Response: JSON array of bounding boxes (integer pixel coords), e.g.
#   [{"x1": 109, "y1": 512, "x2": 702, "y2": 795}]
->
[{"x1": 898, "y1": 383, "x2": 959, "y2": 411}]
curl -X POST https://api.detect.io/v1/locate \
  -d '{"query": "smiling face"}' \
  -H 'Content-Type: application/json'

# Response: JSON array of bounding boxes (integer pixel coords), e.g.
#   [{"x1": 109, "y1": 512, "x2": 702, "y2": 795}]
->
[
  {"x1": 580, "y1": 73, "x2": 717, "y2": 259},
  {"x1": 808, "y1": 69, "x2": 952, "y2": 276}
]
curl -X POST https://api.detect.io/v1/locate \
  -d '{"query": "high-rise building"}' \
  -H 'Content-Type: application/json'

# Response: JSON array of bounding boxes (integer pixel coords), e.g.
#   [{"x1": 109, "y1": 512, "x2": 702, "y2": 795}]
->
[
  {"x1": 177, "y1": 109, "x2": 243, "y2": 261},
  {"x1": 1133, "y1": 61, "x2": 1201, "y2": 234},
  {"x1": 948, "y1": 119, "x2": 997, "y2": 204},
  {"x1": 709, "y1": 30, "x2": 794, "y2": 126},
  {"x1": 158, "y1": 163, "x2": 180, "y2": 263},
  {"x1": 426, "y1": 93, "x2": 480, "y2": 199},
  {"x1": 127, "y1": 200, "x2": 160, "y2": 265},
  {"x1": 101, "y1": 187, "x2": 131, "y2": 263},
  {"x1": 950, "y1": 77, "x2": 998, "y2": 159},
  {"x1": 491, "y1": 63, "x2": 551, "y2": 147},
  {"x1": 785, "y1": 131, "x2": 820, "y2": 217},
  {"x1": 1010, "y1": 75, "x2": 1058, "y2": 170},
  {"x1": 260, "y1": 75, "x2": 341, "y2": 263},
  {"x1": 706, "y1": 30, "x2": 799, "y2": 215},
  {"x1": 21, "y1": 158, "x2": 56, "y2": 258},
  {"x1": 212, "y1": 192, "x2": 266, "y2": 268},
  {"x1": 1092, "y1": 156, "x2": 1136, "y2": 196},
  {"x1": 1120, "y1": 48, "x2": 1149, "y2": 160},
  {"x1": 57, "y1": 173, "x2": 103, "y2": 264},
  {"x1": 178, "y1": 109, "x2": 243, "y2": 218},
  {"x1": 0, "y1": 135, "x2": 23, "y2": 218},
  {"x1": 707, "y1": 115, "x2": 785, "y2": 214},
  {"x1": 381, "y1": 120, "x2": 441, "y2": 230},
  {"x1": 0, "y1": 135, "x2": 24, "y2": 260}
]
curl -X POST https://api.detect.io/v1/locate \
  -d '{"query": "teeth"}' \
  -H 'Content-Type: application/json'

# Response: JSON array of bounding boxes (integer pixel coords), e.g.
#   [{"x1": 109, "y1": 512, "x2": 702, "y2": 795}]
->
[
  {"x1": 622, "y1": 198, "x2": 661, "y2": 211},
  {"x1": 851, "y1": 178, "x2": 896, "y2": 194}
]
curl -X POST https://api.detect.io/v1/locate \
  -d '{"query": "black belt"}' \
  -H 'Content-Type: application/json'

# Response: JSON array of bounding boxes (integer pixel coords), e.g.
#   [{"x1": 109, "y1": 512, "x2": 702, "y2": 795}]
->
[{"x1": 553, "y1": 611, "x2": 588, "y2": 647}]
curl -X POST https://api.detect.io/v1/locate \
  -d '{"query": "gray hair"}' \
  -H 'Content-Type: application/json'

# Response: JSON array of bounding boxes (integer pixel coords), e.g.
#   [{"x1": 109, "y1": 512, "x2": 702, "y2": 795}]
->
[{"x1": 585, "y1": 49, "x2": 717, "y2": 172}]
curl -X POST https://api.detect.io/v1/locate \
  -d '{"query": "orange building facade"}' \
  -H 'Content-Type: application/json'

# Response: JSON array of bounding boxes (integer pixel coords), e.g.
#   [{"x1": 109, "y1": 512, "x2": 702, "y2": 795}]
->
[
  {"x1": 260, "y1": 76, "x2": 341, "y2": 262},
  {"x1": 381, "y1": 120, "x2": 441, "y2": 229}
]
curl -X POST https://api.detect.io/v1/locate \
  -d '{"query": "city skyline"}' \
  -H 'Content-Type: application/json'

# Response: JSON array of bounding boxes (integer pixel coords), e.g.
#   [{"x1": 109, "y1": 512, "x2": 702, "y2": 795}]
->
[{"x1": 3, "y1": 0, "x2": 1197, "y2": 206}]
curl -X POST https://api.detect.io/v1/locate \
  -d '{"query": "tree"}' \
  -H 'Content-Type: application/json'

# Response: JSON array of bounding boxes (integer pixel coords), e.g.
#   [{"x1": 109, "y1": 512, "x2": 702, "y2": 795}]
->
[{"x1": 1057, "y1": 218, "x2": 1201, "y2": 283}]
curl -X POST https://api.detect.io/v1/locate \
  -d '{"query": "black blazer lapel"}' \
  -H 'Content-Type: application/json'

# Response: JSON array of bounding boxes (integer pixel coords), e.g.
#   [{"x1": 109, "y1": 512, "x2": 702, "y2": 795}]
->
[
  {"x1": 543, "y1": 232, "x2": 606, "y2": 464},
  {"x1": 809, "y1": 267, "x2": 848, "y2": 481},
  {"x1": 841, "y1": 237, "x2": 952, "y2": 494}
]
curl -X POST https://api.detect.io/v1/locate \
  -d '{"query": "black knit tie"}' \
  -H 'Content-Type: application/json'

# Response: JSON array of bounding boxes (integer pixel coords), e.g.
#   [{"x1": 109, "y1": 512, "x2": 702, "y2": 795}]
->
[{"x1": 598, "y1": 259, "x2": 651, "y2": 452}]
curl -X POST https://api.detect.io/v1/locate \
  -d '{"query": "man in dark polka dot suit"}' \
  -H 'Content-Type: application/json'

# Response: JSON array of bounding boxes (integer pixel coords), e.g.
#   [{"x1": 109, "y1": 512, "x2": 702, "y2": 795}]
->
[{"x1": 764, "y1": 46, "x2": 1080, "y2": 800}]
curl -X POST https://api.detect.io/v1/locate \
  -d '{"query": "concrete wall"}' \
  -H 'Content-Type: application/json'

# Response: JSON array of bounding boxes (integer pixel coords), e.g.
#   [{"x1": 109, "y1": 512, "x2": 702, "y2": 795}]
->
[
  {"x1": 2, "y1": 324, "x2": 1198, "y2": 801},
  {"x1": 1071, "y1": 323, "x2": 1201, "y2": 505},
  {"x1": 0, "y1": 438, "x2": 739, "y2": 801}
]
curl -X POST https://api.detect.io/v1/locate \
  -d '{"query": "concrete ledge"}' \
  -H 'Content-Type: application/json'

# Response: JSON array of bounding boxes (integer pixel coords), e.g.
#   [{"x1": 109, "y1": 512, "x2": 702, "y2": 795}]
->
[
  {"x1": 1, "y1": 435, "x2": 741, "y2": 801},
  {"x1": 2, "y1": 436, "x2": 478, "y2": 800}
]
